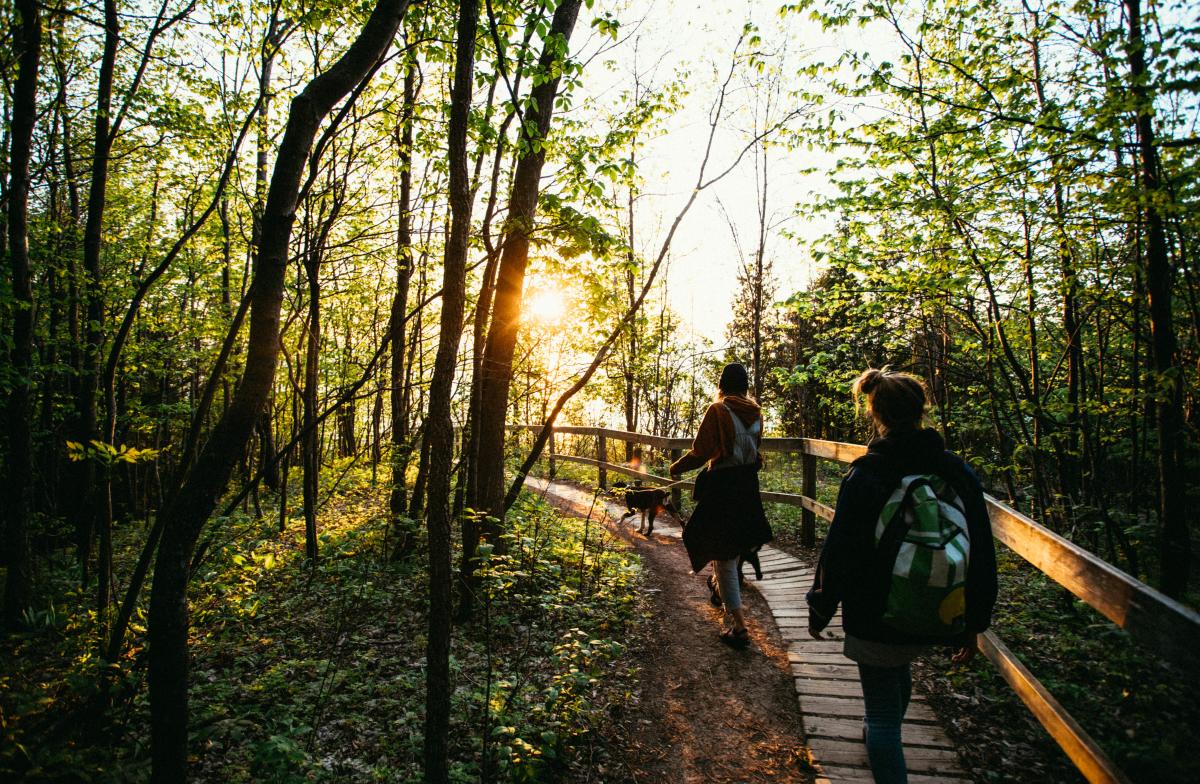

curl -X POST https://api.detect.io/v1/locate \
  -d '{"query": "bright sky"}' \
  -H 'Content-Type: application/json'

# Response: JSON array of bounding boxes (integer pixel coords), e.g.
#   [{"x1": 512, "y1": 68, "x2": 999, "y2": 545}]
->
[{"x1": 573, "y1": 0, "x2": 857, "y2": 345}]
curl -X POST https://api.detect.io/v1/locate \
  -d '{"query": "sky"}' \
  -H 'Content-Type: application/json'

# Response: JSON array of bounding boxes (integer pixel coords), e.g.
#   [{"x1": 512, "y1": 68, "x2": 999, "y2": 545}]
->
[{"x1": 570, "y1": 0, "x2": 864, "y2": 345}]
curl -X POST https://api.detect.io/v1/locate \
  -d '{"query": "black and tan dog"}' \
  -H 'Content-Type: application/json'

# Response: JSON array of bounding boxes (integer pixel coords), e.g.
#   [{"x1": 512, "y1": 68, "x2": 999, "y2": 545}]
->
[{"x1": 610, "y1": 481, "x2": 679, "y2": 537}]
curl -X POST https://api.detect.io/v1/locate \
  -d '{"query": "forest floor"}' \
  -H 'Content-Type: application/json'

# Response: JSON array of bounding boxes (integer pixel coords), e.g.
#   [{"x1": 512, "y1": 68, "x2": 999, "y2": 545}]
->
[{"x1": 535, "y1": 479, "x2": 816, "y2": 783}]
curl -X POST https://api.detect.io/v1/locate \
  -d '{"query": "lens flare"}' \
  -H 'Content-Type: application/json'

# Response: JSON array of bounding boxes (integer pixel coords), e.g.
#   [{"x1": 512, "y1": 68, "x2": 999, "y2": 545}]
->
[{"x1": 527, "y1": 289, "x2": 566, "y2": 323}]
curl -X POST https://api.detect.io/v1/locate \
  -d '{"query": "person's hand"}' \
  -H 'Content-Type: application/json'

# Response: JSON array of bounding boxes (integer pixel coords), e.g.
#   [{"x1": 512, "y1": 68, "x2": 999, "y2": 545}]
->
[{"x1": 951, "y1": 644, "x2": 976, "y2": 665}]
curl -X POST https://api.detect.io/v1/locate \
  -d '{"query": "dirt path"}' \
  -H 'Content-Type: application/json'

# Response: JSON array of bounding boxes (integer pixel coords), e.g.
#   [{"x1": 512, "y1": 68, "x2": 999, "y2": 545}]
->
[{"x1": 535, "y1": 480, "x2": 815, "y2": 783}]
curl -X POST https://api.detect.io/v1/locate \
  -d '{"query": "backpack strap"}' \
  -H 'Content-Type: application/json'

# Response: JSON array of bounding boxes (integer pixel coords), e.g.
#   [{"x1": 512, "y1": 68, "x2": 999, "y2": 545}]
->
[{"x1": 874, "y1": 476, "x2": 932, "y2": 562}]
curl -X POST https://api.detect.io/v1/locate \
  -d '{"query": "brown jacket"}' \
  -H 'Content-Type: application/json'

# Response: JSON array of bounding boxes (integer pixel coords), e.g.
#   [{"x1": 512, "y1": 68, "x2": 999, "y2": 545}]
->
[{"x1": 670, "y1": 394, "x2": 763, "y2": 476}]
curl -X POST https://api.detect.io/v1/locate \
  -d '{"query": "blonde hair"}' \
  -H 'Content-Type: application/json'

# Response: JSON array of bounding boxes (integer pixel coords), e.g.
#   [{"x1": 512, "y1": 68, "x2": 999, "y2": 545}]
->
[{"x1": 851, "y1": 366, "x2": 929, "y2": 434}]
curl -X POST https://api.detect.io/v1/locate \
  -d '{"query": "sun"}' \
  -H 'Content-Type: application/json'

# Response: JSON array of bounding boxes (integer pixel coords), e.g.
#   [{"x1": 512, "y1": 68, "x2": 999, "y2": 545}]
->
[{"x1": 526, "y1": 289, "x2": 567, "y2": 324}]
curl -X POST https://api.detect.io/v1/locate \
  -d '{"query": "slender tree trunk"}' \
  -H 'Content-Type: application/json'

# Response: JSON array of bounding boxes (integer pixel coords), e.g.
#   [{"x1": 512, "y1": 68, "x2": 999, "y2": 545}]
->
[
  {"x1": 71, "y1": 0, "x2": 119, "y2": 580},
  {"x1": 422, "y1": 2, "x2": 478, "y2": 780},
  {"x1": 253, "y1": 19, "x2": 284, "y2": 495},
  {"x1": 475, "y1": 0, "x2": 584, "y2": 524},
  {"x1": 147, "y1": 4, "x2": 408, "y2": 779},
  {"x1": 389, "y1": 55, "x2": 417, "y2": 527},
  {"x1": 1125, "y1": 0, "x2": 1189, "y2": 596},
  {"x1": 3, "y1": 0, "x2": 41, "y2": 629},
  {"x1": 752, "y1": 142, "x2": 768, "y2": 403},
  {"x1": 303, "y1": 248, "x2": 321, "y2": 561}
]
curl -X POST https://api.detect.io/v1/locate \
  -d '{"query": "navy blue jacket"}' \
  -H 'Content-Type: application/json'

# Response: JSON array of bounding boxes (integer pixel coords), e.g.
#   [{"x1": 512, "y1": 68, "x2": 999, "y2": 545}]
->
[{"x1": 806, "y1": 428, "x2": 998, "y2": 645}]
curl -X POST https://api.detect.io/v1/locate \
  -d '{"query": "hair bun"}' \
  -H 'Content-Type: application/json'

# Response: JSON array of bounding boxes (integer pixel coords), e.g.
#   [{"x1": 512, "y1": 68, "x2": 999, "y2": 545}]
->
[{"x1": 858, "y1": 368, "x2": 883, "y2": 394}]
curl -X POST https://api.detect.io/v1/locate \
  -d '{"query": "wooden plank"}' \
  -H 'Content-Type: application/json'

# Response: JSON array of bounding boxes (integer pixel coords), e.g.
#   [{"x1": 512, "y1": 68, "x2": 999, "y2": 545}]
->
[
  {"x1": 820, "y1": 766, "x2": 971, "y2": 784},
  {"x1": 790, "y1": 652, "x2": 856, "y2": 667},
  {"x1": 758, "y1": 579, "x2": 813, "y2": 589},
  {"x1": 757, "y1": 437, "x2": 812, "y2": 453},
  {"x1": 759, "y1": 571, "x2": 814, "y2": 582},
  {"x1": 794, "y1": 438, "x2": 868, "y2": 462},
  {"x1": 802, "y1": 451, "x2": 818, "y2": 545},
  {"x1": 779, "y1": 631, "x2": 843, "y2": 645},
  {"x1": 801, "y1": 495, "x2": 836, "y2": 521},
  {"x1": 510, "y1": 424, "x2": 692, "y2": 451},
  {"x1": 814, "y1": 771, "x2": 874, "y2": 784},
  {"x1": 760, "y1": 593, "x2": 816, "y2": 603},
  {"x1": 803, "y1": 716, "x2": 953, "y2": 748},
  {"x1": 782, "y1": 639, "x2": 845, "y2": 655},
  {"x1": 771, "y1": 607, "x2": 811, "y2": 617},
  {"x1": 762, "y1": 600, "x2": 817, "y2": 611},
  {"x1": 986, "y1": 496, "x2": 1199, "y2": 671},
  {"x1": 759, "y1": 489, "x2": 808, "y2": 506},
  {"x1": 779, "y1": 615, "x2": 827, "y2": 628},
  {"x1": 774, "y1": 614, "x2": 831, "y2": 626},
  {"x1": 801, "y1": 695, "x2": 939, "y2": 724},
  {"x1": 795, "y1": 678, "x2": 866, "y2": 698},
  {"x1": 753, "y1": 571, "x2": 811, "y2": 583},
  {"x1": 554, "y1": 455, "x2": 698, "y2": 492},
  {"x1": 670, "y1": 447, "x2": 682, "y2": 508},
  {"x1": 760, "y1": 562, "x2": 813, "y2": 574},
  {"x1": 596, "y1": 432, "x2": 606, "y2": 489},
  {"x1": 977, "y1": 631, "x2": 1133, "y2": 784},
  {"x1": 794, "y1": 678, "x2": 928, "y2": 702},
  {"x1": 759, "y1": 570, "x2": 813, "y2": 581},
  {"x1": 809, "y1": 738, "x2": 960, "y2": 768},
  {"x1": 792, "y1": 662, "x2": 862, "y2": 681},
  {"x1": 756, "y1": 558, "x2": 799, "y2": 571},
  {"x1": 814, "y1": 767, "x2": 874, "y2": 784},
  {"x1": 760, "y1": 567, "x2": 812, "y2": 580},
  {"x1": 757, "y1": 582, "x2": 814, "y2": 591},
  {"x1": 758, "y1": 437, "x2": 866, "y2": 459}
]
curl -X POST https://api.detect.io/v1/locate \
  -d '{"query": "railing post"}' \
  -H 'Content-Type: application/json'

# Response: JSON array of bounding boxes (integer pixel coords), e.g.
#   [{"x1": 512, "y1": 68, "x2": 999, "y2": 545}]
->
[
  {"x1": 802, "y1": 451, "x2": 817, "y2": 547},
  {"x1": 670, "y1": 447, "x2": 682, "y2": 509},
  {"x1": 548, "y1": 426, "x2": 556, "y2": 475},
  {"x1": 597, "y1": 432, "x2": 607, "y2": 489}
]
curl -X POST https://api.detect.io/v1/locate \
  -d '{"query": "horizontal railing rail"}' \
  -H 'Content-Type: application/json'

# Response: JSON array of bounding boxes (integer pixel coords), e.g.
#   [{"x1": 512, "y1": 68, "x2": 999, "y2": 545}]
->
[{"x1": 509, "y1": 422, "x2": 1199, "y2": 784}]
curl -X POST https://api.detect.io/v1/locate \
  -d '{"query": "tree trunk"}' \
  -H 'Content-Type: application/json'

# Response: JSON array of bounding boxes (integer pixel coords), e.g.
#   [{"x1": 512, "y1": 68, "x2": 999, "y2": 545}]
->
[
  {"x1": 752, "y1": 143, "x2": 768, "y2": 403},
  {"x1": 146, "y1": 4, "x2": 409, "y2": 780},
  {"x1": 1125, "y1": 0, "x2": 1189, "y2": 596},
  {"x1": 474, "y1": 0, "x2": 584, "y2": 524},
  {"x1": 303, "y1": 248, "x2": 321, "y2": 561},
  {"x1": 71, "y1": 0, "x2": 120, "y2": 580},
  {"x1": 258, "y1": 412, "x2": 279, "y2": 491},
  {"x1": 3, "y1": 0, "x2": 41, "y2": 629},
  {"x1": 389, "y1": 55, "x2": 417, "y2": 524},
  {"x1": 421, "y1": 1, "x2": 478, "y2": 780}
]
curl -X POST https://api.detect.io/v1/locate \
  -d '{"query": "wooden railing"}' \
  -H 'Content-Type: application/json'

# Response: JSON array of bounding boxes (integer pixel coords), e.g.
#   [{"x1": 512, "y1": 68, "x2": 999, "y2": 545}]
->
[{"x1": 510, "y1": 424, "x2": 1200, "y2": 784}]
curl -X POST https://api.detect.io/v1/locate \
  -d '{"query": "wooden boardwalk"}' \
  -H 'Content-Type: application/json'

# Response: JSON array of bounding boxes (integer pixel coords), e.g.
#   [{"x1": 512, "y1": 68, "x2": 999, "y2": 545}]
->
[
  {"x1": 744, "y1": 546, "x2": 971, "y2": 784},
  {"x1": 531, "y1": 478, "x2": 973, "y2": 784}
]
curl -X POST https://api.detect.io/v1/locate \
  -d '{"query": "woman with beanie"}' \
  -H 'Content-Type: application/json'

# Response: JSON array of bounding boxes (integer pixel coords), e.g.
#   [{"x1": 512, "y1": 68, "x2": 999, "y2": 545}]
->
[
  {"x1": 670, "y1": 362, "x2": 773, "y2": 649},
  {"x1": 806, "y1": 367, "x2": 997, "y2": 784}
]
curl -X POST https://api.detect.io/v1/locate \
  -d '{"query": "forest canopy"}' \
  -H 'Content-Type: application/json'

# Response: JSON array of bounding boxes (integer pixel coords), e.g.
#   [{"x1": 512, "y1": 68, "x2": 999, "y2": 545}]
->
[{"x1": 1, "y1": 0, "x2": 1197, "y2": 781}]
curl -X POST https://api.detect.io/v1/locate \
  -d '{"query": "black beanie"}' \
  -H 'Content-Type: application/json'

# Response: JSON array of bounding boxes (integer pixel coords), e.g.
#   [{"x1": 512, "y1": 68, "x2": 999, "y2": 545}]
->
[{"x1": 718, "y1": 362, "x2": 750, "y2": 394}]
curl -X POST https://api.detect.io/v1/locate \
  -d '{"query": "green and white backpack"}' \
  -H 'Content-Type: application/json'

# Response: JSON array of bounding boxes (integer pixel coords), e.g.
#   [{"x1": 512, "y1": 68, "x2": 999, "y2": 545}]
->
[{"x1": 874, "y1": 473, "x2": 970, "y2": 637}]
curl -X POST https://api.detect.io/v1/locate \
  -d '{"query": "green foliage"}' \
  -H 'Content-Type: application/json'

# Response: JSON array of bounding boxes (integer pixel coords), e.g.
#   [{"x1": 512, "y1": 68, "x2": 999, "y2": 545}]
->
[
  {"x1": 65, "y1": 440, "x2": 160, "y2": 466},
  {"x1": 0, "y1": 463, "x2": 646, "y2": 783}
]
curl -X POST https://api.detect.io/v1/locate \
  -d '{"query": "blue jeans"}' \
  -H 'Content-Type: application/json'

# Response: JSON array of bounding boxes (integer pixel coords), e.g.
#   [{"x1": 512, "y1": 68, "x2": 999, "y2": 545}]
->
[
  {"x1": 712, "y1": 558, "x2": 742, "y2": 611},
  {"x1": 857, "y1": 662, "x2": 912, "y2": 784}
]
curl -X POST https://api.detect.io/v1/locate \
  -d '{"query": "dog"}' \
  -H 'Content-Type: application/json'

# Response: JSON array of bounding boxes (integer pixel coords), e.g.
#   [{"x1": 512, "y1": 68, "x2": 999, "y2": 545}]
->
[{"x1": 610, "y1": 481, "x2": 679, "y2": 537}]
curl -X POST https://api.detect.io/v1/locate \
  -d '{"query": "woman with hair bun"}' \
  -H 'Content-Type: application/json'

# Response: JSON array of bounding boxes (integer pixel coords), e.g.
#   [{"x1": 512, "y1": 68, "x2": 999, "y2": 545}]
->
[{"x1": 806, "y1": 366, "x2": 997, "y2": 784}]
